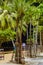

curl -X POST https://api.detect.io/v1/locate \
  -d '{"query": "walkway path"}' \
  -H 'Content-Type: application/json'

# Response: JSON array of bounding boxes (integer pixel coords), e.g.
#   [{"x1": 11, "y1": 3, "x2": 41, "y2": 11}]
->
[
  {"x1": 0, "y1": 62, "x2": 43, "y2": 65},
  {"x1": 25, "y1": 57, "x2": 43, "y2": 65}
]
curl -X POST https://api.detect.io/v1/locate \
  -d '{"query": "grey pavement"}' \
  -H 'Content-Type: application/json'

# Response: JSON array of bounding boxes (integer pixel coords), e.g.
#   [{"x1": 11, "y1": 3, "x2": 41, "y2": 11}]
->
[
  {"x1": 24, "y1": 57, "x2": 43, "y2": 65},
  {"x1": 0, "y1": 63, "x2": 43, "y2": 65},
  {"x1": 0, "y1": 57, "x2": 43, "y2": 65},
  {"x1": 38, "y1": 62, "x2": 43, "y2": 65},
  {"x1": 25, "y1": 57, "x2": 43, "y2": 62},
  {"x1": 0, "y1": 62, "x2": 43, "y2": 65}
]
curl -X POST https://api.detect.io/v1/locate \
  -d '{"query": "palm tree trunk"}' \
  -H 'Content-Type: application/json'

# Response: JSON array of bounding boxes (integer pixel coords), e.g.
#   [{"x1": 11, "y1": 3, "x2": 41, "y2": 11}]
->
[
  {"x1": 19, "y1": 31, "x2": 25, "y2": 64},
  {"x1": 40, "y1": 31, "x2": 42, "y2": 52},
  {"x1": 19, "y1": 20, "x2": 23, "y2": 64},
  {"x1": 19, "y1": 37, "x2": 22, "y2": 63},
  {"x1": 29, "y1": 19, "x2": 32, "y2": 57},
  {"x1": 15, "y1": 20, "x2": 22, "y2": 64},
  {"x1": 27, "y1": 26, "x2": 28, "y2": 40},
  {"x1": 33, "y1": 25, "x2": 35, "y2": 57},
  {"x1": 35, "y1": 23, "x2": 38, "y2": 57},
  {"x1": 30, "y1": 20, "x2": 31, "y2": 41},
  {"x1": 15, "y1": 31, "x2": 19, "y2": 63},
  {"x1": 15, "y1": 20, "x2": 19, "y2": 63}
]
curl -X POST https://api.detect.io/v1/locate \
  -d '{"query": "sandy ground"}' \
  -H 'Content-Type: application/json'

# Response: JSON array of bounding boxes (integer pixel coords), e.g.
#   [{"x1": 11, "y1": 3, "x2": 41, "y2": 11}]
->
[
  {"x1": 0, "y1": 51, "x2": 26, "y2": 64},
  {"x1": 0, "y1": 52, "x2": 13, "y2": 63}
]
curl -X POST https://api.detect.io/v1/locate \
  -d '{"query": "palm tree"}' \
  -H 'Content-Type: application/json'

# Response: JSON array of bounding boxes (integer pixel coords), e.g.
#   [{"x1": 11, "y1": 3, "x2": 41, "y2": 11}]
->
[
  {"x1": 2, "y1": 0, "x2": 27, "y2": 63},
  {"x1": 0, "y1": 0, "x2": 28, "y2": 63},
  {"x1": 25, "y1": 4, "x2": 42, "y2": 57},
  {"x1": 11, "y1": 0, "x2": 28, "y2": 63}
]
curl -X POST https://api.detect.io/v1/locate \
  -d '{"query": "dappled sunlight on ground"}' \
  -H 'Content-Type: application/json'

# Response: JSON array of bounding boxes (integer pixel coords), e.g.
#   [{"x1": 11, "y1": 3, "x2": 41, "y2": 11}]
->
[{"x1": 0, "y1": 52, "x2": 13, "y2": 63}]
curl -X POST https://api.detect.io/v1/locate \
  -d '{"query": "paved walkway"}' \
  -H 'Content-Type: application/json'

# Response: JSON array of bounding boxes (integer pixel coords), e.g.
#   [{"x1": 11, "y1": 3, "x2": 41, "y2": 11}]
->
[
  {"x1": 25, "y1": 57, "x2": 43, "y2": 62},
  {"x1": 27, "y1": 62, "x2": 43, "y2": 65},
  {"x1": 0, "y1": 62, "x2": 43, "y2": 65},
  {"x1": 0, "y1": 58, "x2": 43, "y2": 65},
  {"x1": 25, "y1": 57, "x2": 43, "y2": 65}
]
